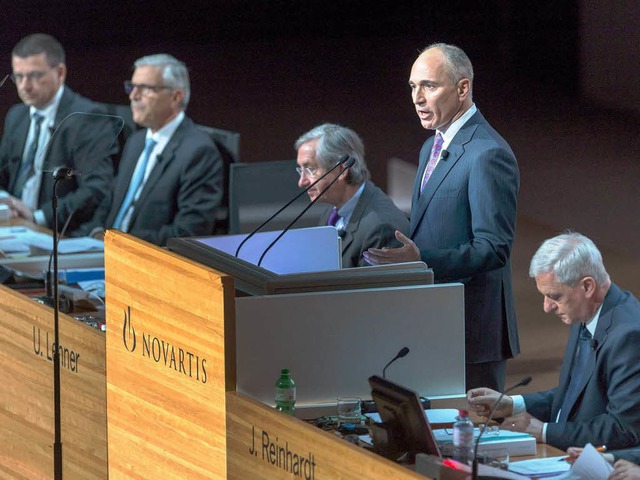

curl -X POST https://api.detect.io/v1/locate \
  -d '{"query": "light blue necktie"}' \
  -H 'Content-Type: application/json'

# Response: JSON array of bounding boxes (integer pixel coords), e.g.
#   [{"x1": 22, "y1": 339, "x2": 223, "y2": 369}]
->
[{"x1": 113, "y1": 137, "x2": 157, "y2": 230}]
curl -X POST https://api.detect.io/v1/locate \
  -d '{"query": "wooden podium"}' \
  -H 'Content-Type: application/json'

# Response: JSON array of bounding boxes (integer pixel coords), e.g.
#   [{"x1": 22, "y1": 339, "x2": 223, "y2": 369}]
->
[
  {"x1": 0, "y1": 285, "x2": 108, "y2": 479},
  {"x1": 104, "y1": 231, "x2": 432, "y2": 479}
]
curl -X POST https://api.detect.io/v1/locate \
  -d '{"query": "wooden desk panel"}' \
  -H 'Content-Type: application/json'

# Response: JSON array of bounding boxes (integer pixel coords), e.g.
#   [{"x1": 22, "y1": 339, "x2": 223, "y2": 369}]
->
[
  {"x1": 226, "y1": 392, "x2": 427, "y2": 480},
  {"x1": 0, "y1": 285, "x2": 107, "y2": 479},
  {"x1": 104, "y1": 231, "x2": 235, "y2": 479}
]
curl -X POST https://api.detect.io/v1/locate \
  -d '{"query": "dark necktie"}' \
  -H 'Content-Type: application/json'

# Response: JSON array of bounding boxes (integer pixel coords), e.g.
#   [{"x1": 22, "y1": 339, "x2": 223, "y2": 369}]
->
[
  {"x1": 113, "y1": 137, "x2": 158, "y2": 230},
  {"x1": 15, "y1": 113, "x2": 44, "y2": 197},
  {"x1": 558, "y1": 325, "x2": 593, "y2": 422},
  {"x1": 326, "y1": 207, "x2": 340, "y2": 227}
]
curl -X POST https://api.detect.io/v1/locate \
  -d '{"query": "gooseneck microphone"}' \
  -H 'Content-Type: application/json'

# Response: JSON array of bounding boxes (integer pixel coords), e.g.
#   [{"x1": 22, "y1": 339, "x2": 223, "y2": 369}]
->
[
  {"x1": 471, "y1": 376, "x2": 532, "y2": 480},
  {"x1": 235, "y1": 154, "x2": 350, "y2": 258},
  {"x1": 382, "y1": 347, "x2": 410, "y2": 379},
  {"x1": 256, "y1": 157, "x2": 355, "y2": 266}
]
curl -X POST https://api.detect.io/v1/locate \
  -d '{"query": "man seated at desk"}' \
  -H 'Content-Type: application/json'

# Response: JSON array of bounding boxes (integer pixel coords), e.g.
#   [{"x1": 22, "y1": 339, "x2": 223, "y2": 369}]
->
[
  {"x1": 82, "y1": 54, "x2": 223, "y2": 246},
  {"x1": 0, "y1": 33, "x2": 115, "y2": 234},
  {"x1": 295, "y1": 123, "x2": 409, "y2": 268},
  {"x1": 467, "y1": 232, "x2": 640, "y2": 451}
]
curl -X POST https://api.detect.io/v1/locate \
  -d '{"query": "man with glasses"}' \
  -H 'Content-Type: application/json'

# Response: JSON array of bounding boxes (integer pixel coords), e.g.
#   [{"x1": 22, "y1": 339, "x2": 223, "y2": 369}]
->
[
  {"x1": 83, "y1": 54, "x2": 223, "y2": 246},
  {"x1": 0, "y1": 33, "x2": 115, "y2": 233},
  {"x1": 295, "y1": 123, "x2": 409, "y2": 268}
]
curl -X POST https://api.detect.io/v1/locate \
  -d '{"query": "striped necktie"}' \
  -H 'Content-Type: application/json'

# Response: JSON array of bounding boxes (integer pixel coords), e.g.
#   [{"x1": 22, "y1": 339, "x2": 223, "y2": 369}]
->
[{"x1": 420, "y1": 132, "x2": 444, "y2": 193}]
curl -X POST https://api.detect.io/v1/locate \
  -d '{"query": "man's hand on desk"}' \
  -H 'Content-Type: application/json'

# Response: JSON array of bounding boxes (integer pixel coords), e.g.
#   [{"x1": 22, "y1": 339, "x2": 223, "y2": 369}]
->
[
  {"x1": 0, "y1": 196, "x2": 35, "y2": 222},
  {"x1": 501, "y1": 413, "x2": 543, "y2": 442},
  {"x1": 467, "y1": 387, "x2": 514, "y2": 418}
]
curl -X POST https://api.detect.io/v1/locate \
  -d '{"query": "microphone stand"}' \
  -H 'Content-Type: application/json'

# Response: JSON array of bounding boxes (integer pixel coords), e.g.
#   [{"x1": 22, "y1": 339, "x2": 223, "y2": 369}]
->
[
  {"x1": 51, "y1": 167, "x2": 75, "y2": 480},
  {"x1": 45, "y1": 211, "x2": 75, "y2": 303},
  {"x1": 235, "y1": 155, "x2": 350, "y2": 258},
  {"x1": 257, "y1": 158, "x2": 355, "y2": 267},
  {"x1": 471, "y1": 376, "x2": 532, "y2": 480}
]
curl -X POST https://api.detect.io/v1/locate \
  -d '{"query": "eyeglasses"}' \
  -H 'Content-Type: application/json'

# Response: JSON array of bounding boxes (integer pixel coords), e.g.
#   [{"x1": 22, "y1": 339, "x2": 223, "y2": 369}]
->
[
  {"x1": 296, "y1": 166, "x2": 321, "y2": 178},
  {"x1": 124, "y1": 81, "x2": 173, "y2": 96},
  {"x1": 10, "y1": 71, "x2": 48, "y2": 84}
]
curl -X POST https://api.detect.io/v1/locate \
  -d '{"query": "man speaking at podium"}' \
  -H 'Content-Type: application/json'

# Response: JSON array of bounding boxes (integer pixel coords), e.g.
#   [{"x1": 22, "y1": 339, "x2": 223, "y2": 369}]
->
[
  {"x1": 295, "y1": 123, "x2": 409, "y2": 268},
  {"x1": 0, "y1": 33, "x2": 114, "y2": 233},
  {"x1": 363, "y1": 43, "x2": 520, "y2": 391}
]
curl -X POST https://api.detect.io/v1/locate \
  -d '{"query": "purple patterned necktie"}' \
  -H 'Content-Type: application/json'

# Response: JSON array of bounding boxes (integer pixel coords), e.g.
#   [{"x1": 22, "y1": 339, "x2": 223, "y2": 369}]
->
[
  {"x1": 420, "y1": 132, "x2": 444, "y2": 193},
  {"x1": 326, "y1": 207, "x2": 340, "y2": 226}
]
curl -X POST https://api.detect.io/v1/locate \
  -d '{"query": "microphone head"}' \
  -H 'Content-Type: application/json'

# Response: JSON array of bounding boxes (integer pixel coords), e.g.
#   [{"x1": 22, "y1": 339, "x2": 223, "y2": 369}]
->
[
  {"x1": 52, "y1": 166, "x2": 75, "y2": 180},
  {"x1": 344, "y1": 157, "x2": 356, "y2": 168},
  {"x1": 520, "y1": 376, "x2": 532, "y2": 387},
  {"x1": 337, "y1": 154, "x2": 350, "y2": 164},
  {"x1": 441, "y1": 150, "x2": 449, "y2": 160},
  {"x1": 398, "y1": 346, "x2": 410, "y2": 358}
]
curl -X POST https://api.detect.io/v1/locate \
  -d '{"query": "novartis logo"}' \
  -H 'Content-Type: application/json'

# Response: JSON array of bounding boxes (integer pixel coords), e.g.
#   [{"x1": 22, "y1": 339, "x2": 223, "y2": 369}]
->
[
  {"x1": 122, "y1": 306, "x2": 137, "y2": 352},
  {"x1": 120, "y1": 305, "x2": 208, "y2": 384}
]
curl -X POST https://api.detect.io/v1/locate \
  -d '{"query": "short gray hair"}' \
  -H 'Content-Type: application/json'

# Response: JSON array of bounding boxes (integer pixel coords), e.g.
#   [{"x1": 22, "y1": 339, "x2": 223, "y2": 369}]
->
[
  {"x1": 529, "y1": 232, "x2": 610, "y2": 286},
  {"x1": 294, "y1": 123, "x2": 370, "y2": 185},
  {"x1": 134, "y1": 54, "x2": 190, "y2": 109},
  {"x1": 421, "y1": 42, "x2": 474, "y2": 89}
]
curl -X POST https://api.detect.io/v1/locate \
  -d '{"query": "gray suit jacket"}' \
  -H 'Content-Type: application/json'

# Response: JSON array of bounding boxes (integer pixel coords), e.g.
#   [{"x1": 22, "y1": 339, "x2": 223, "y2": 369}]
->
[
  {"x1": 0, "y1": 87, "x2": 115, "y2": 232},
  {"x1": 522, "y1": 284, "x2": 640, "y2": 451},
  {"x1": 100, "y1": 116, "x2": 223, "y2": 246},
  {"x1": 409, "y1": 109, "x2": 520, "y2": 364},
  {"x1": 320, "y1": 181, "x2": 409, "y2": 268}
]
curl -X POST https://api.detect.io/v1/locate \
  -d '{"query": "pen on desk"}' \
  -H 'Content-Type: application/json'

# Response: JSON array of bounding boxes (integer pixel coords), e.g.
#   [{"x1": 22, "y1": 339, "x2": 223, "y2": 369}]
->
[{"x1": 560, "y1": 445, "x2": 607, "y2": 461}]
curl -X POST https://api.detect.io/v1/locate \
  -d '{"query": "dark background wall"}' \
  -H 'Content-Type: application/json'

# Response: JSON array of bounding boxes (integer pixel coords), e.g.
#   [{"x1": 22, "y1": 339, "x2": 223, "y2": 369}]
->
[
  {"x1": 2, "y1": 0, "x2": 638, "y2": 259},
  {"x1": 1, "y1": 1, "x2": 580, "y2": 167}
]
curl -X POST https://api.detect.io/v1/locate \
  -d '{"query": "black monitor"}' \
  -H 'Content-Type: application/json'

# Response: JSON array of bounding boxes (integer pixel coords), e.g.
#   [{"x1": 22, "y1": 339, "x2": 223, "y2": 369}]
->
[{"x1": 368, "y1": 375, "x2": 441, "y2": 463}]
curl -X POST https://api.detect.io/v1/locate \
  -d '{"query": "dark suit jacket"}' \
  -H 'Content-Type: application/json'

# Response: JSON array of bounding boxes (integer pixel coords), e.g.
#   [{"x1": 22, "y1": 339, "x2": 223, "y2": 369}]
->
[
  {"x1": 410, "y1": 109, "x2": 520, "y2": 365},
  {"x1": 612, "y1": 449, "x2": 640, "y2": 464},
  {"x1": 522, "y1": 284, "x2": 640, "y2": 451},
  {"x1": 0, "y1": 87, "x2": 115, "y2": 232},
  {"x1": 319, "y1": 181, "x2": 409, "y2": 268},
  {"x1": 101, "y1": 116, "x2": 223, "y2": 246}
]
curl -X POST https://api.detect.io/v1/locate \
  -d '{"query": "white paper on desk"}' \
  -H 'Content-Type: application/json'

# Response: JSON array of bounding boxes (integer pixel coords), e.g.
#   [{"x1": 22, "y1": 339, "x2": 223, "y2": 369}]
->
[
  {"x1": 57, "y1": 237, "x2": 104, "y2": 254},
  {"x1": 0, "y1": 226, "x2": 36, "y2": 254},
  {"x1": 509, "y1": 456, "x2": 571, "y2": 477},
  {"x1": 365, "y1": 409, "x2": 458, "y2": 425},
  {"x1": 571, "y1": 443, "x2": 613, "y2": 480}
]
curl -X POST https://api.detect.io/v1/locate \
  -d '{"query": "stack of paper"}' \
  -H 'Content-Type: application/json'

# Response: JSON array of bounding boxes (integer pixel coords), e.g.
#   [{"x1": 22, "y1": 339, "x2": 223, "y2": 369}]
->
[{"x1": 433, "y1": 428, "x2": 537, "y2": 457}]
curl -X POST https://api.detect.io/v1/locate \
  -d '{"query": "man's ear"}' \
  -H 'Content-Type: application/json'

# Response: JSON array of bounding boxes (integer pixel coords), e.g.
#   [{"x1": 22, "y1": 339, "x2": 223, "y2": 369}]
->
[{"x1": 582, "y1": 277, "x2": 597, "y2": 297}]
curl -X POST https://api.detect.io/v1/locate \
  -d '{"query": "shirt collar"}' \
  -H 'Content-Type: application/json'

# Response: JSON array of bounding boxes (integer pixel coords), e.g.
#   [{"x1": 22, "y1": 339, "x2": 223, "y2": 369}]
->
[
  {"x1": 29, "y1": 84, "x2": 64, "y2": 129},
  {"x1": 584, "y1": 303, "x2": 604, "y2": 337},
  {"x1": 146, "y1": 111, "x2": 185, "y2": 149},
  {"x1": 436, "y1": 103, "x2": 477, "y2": 150}
]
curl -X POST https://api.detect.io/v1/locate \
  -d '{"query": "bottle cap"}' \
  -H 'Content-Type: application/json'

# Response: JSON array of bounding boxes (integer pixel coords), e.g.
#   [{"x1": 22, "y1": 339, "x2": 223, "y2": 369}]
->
[
  {"x1": 281, "y1": 368, "x2": 290, "y2": 375},
  {"x1": 458, "y1": 409, "x2": 469, "y2": 416}
]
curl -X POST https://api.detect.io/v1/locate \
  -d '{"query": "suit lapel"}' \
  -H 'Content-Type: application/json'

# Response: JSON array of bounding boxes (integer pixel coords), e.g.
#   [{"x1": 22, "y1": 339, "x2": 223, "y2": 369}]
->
[
  {"x1": 131, "y1": 117, "x2": 190, "y2": 218},
  {"x1": 8, "y1": 112, "x2": 32, "y2": 192},
  {"x1": 409, "y1": 117, "x2": 480, "y2": 236},
  {"x1": 342, "y1": 182, "x2": 372, "y2": 253},
  {"x1": 555, "y1": 285, "x2": 621, "y2": 419}
]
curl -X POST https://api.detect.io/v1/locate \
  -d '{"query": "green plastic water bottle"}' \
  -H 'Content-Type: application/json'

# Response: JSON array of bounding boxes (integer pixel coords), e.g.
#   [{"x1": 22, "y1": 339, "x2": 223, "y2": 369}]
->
[{"x1": 275, "y1": 368, "x2": 296, "y2": 415}]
